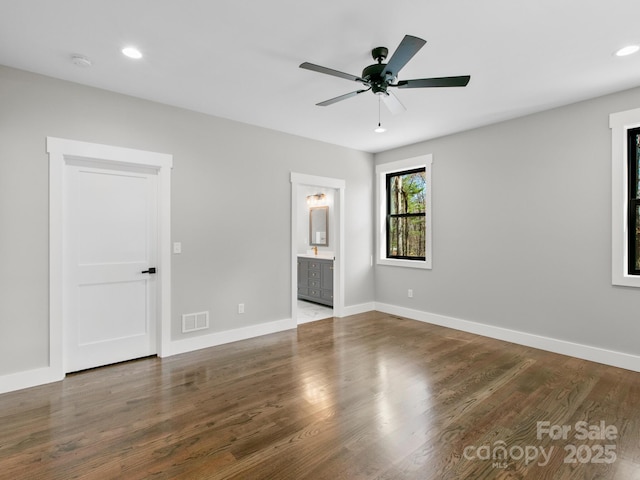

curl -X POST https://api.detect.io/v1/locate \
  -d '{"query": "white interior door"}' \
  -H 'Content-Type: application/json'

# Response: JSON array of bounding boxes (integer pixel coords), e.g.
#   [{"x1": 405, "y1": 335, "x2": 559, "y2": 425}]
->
[{"x1": 64, "y1": 160, "x2": 158, "y2": 372}]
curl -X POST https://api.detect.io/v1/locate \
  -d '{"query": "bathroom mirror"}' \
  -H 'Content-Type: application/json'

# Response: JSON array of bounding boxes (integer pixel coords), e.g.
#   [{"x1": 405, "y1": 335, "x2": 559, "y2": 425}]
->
[{"x1": 309, "y1": 206, "x2": 329, "y2": 246}]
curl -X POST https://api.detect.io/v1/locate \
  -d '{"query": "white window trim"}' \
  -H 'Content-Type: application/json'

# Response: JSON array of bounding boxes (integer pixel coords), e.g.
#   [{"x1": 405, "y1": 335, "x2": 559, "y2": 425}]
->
[
  {"x1": 376, "y1": 154, "x2": 432, "y2": 269},
  {"x1": 610, "y1": 108, "x2": 640, "y2": 287}
]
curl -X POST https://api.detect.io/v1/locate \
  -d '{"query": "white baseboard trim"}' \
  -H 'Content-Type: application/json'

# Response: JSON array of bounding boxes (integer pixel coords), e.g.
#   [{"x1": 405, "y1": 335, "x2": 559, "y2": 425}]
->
[
  {"x1": 340, "y1": 302, "x2": 376, "y2": 317},
  {"x1": 164, "y1": 317, "x2": 296, "y2": 357},
  {"x1": 0, "y1": 366, "x2": 64, "y2": 395},
  {"x1": 375, "y1": 303, "x2": 640, "y2": 373}
]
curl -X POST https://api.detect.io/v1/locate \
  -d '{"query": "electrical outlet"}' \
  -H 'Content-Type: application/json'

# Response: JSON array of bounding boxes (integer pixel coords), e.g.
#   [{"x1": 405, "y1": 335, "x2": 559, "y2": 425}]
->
[
  {"x1": 173, "y1": 242, "x2": 182, "y2": 254},
  {"x1": 408, "y1": 289, "x2": 413, "y2": 298},
  {"x1": 238, "y1": 303, "x2": 245, "y2": 314}
]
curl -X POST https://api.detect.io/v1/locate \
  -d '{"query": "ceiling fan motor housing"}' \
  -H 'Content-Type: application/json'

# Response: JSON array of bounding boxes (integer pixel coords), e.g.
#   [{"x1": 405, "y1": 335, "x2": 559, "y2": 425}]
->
[{"x1": 362, "y1": 62, "x2": 393, "y2": 95}]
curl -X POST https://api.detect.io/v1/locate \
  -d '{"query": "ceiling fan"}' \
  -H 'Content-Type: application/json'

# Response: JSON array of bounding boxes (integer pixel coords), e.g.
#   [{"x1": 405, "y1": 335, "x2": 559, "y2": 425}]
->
[{"x1": 299, "y1": 34, "x2": 470, "y2": 115}]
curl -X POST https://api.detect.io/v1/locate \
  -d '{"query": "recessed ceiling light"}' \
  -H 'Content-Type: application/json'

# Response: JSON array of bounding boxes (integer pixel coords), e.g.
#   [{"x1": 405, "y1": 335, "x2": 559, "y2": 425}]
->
[
  {"x1": 122, "y1": 47, "x2": 143, "y2": 59},
  {"x1": 615, "y1": 45, "x2": 640, "y2": 57}
]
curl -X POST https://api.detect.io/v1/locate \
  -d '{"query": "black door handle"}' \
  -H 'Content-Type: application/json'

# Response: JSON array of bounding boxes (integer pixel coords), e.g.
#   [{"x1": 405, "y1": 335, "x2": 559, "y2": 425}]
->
[{"x1": 141, "y1": 267, "x2": 157, "y2": 274}]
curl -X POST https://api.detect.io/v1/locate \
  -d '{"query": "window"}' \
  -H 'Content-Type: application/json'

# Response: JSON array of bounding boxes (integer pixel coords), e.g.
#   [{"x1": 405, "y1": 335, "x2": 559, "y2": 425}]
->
[
  {"x1": 610, "y1": 108, "x2": 640, "y2": 287},
  {"x1": 628, "y1": 127, "x2": 640, "y2": 275},
  {"x1": 376, "y1": 155, "x2": 432, "y2": 269},
  {"x1": 386, "y1": 168, "x2": 426, "y2": 259}
]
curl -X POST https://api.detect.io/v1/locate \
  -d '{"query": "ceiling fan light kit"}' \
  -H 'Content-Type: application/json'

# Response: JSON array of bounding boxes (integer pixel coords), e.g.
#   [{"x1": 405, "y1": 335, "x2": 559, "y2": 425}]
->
[{"x1": 300, "y1": 34, "x2": 471, "y2": 123}]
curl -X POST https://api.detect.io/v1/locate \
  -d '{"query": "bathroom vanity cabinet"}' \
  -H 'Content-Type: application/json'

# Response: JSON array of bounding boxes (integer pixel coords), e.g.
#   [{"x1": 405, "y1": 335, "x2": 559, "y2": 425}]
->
[{"x1": 297, "y1": 256, "x2": 333, "y2": 307}]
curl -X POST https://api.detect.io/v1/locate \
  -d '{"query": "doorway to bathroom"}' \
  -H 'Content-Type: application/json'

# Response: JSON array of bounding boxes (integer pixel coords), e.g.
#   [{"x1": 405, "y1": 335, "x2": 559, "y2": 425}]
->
[{"x1": 290, "y1": 173, "x2": 345, "y2": 325}]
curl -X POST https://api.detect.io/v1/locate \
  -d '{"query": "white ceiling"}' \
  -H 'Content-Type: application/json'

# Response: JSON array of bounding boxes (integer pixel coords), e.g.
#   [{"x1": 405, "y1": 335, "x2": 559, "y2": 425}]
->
[{"x1": 1, "y1": 1, "x2": 640, "y2": 153}]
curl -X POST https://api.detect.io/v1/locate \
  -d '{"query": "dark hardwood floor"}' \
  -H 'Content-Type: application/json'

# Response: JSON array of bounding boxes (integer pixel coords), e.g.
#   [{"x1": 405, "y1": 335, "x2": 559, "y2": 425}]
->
[{"x1": 2, "y1": 311, "x2": 640, "y2": 479}]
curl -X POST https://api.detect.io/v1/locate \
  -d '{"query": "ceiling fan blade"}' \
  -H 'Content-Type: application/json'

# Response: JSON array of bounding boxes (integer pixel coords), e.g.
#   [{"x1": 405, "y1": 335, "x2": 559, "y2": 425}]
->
[
  {"x1": 381, "y1": 91, "x2": 406, "y2": 116},
  {"x1": 300, "y1": 62, "x2": 367, "y2": 84},
  {"x1": 316, "y1": 89, "x2": 369, "y2": 106},
  {"x1": 397, "y1": 75, "x2": 471, "y2": 88},
  {"x1": 382, "y1": 35, "x2": 427, "y2": 78}
]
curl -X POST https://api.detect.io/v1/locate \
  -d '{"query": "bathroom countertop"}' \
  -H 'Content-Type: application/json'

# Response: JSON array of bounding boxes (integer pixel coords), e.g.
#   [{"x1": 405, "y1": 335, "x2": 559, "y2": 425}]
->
[{"x1": 297, "y1": 253, "x2": 334, "y2": 260}]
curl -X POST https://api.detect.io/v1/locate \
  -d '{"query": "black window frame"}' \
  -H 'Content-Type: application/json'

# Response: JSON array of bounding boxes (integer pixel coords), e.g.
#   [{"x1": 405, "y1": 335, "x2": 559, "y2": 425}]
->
[
  {"x1": 628, "y1": 127, "x2": 640, "y2": 275},
  {"x1": 385, "y1": 167, "x2": 427, "y2": 261}
]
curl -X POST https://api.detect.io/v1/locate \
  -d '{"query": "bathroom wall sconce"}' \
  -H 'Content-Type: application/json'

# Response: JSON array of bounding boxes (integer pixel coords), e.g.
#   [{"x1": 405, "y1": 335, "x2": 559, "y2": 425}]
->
[{"x1": 306, "y1": 193, "x2": 326, "y2": 206}]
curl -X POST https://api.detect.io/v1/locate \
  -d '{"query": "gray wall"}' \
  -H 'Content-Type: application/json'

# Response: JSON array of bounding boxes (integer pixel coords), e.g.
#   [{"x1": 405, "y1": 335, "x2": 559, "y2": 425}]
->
[
  {"x1": 375, "y1": 86, "x2": 640, "y2": 356},
  {"x1": 0, "y1": 66, "x2": 374, "y2": 376}
]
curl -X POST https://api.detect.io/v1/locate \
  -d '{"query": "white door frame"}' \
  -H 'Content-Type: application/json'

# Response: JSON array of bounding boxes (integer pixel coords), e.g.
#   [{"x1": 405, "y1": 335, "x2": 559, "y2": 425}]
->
[
  {"x1": 290, "y1": 172, "x2": 345, "y2": 322},
  {"x1": 48, "y1": 137, "x2": 172, "y2": 378}
]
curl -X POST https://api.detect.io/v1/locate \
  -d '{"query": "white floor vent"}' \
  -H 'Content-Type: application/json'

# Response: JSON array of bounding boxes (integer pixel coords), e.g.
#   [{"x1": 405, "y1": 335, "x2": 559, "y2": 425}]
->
[{"x1": 182, "y1": 311, "x2": 209, "y2": 333}]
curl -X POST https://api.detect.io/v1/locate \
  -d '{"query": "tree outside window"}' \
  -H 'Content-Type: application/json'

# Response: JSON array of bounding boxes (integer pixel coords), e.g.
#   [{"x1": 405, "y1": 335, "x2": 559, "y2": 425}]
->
[{"x1": 386, "y1": 168, "x2": 426, "y2": 260}]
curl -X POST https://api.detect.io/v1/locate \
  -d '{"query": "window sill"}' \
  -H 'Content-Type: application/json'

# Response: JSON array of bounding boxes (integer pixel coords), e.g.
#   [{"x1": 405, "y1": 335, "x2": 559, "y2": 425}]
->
[
  {"x1": 377, "y1": 257, "x2": 432, "y2": 269},
  {"x1": 612, "y1": 272, "x2": 640, "y2": 288}
]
